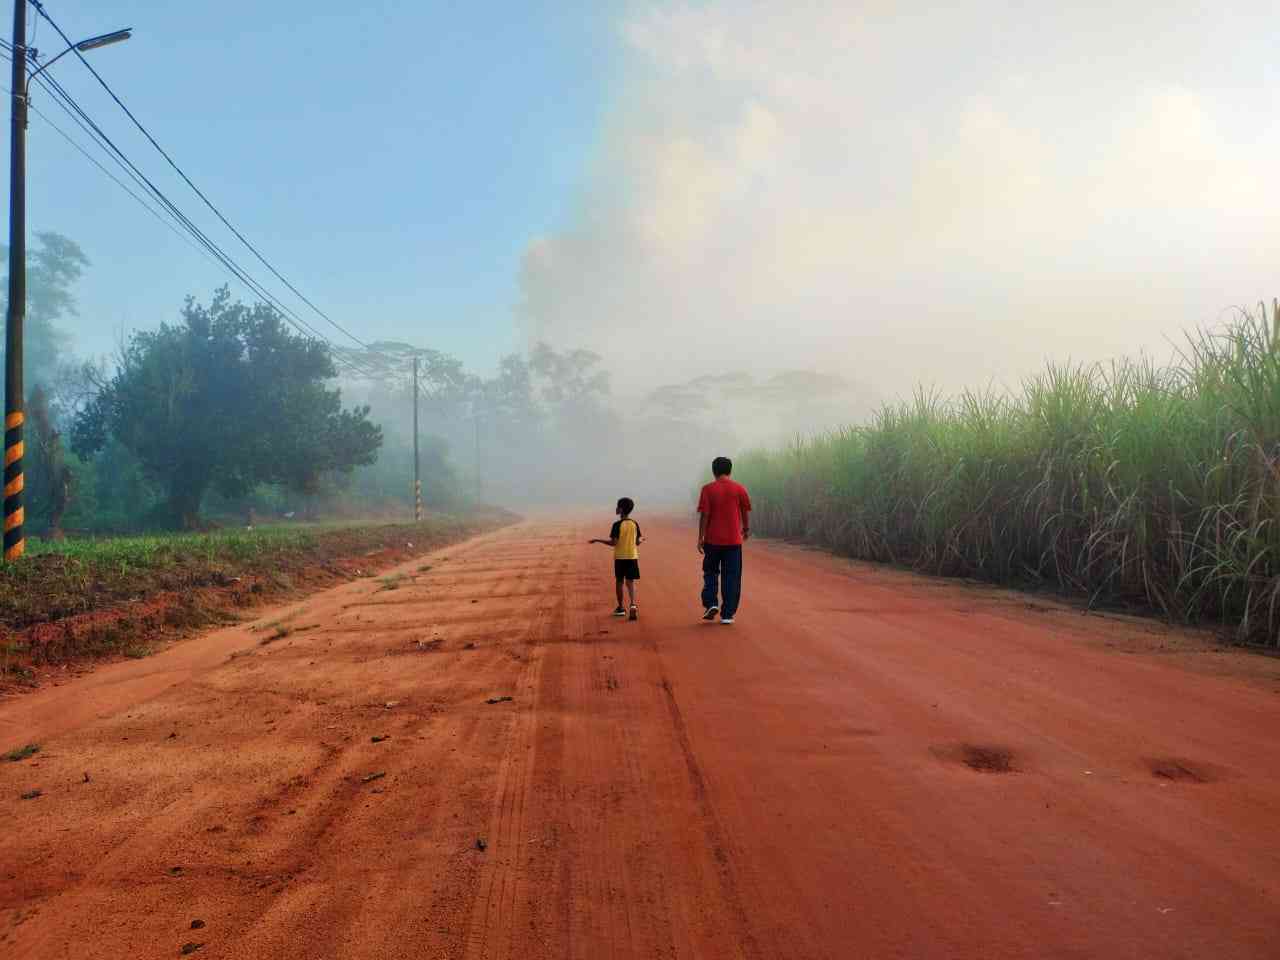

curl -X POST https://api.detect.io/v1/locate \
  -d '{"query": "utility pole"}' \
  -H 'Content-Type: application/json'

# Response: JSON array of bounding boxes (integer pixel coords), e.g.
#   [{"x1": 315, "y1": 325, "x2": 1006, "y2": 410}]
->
[
  {"x1": 474, "y1": 412, "x2": 482, "y2": 503},
  {"x1": 2, "y1": 9, "x2": 128, "y2": 562},
  {"x1": 412, "y1": 357, "x2": 422, "y2": 521},
  {"x1": 4, "y1": 0, "x2": 28, "y2": 562}
]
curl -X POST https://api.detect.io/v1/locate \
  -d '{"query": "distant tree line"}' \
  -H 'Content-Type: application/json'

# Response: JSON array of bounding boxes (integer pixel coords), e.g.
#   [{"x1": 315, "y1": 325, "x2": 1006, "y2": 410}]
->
[
  {"x1": 4, "y1": 232, "x2": 860, "y2": 536},
  {"x1": 1, "y1": 232, "x2": 628, "y2": 534}
]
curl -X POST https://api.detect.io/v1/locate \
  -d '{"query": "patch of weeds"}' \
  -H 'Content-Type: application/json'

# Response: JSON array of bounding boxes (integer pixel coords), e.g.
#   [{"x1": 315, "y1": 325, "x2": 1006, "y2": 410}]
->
[
  {"x1": 262, "y1": 622, "x2": 320, "y2": 645},
  {"x1": 2, "y1": 661, "x2": 37, "y2": 685},
  {"x1": 79, "y1": 620, "x2": 130, "y2": 659},
  {"x1": 163, "y1": 601, "x2": 217, "y2": 630},
  {"x1": 417, "y1": 564, "x2": 432, "y2": 574},
  {"x1": 124, "y1": 642, "x2": 153, "y2": 659},
  {"x1": 3, "y1": 743, "x2": 40, "y2": 762},
  {"x1": 261, "y1": 625, "x2": 292, "y2": 645},
  {"x1": 377, "y1": 573, "x2": 408, "y2": 592}
]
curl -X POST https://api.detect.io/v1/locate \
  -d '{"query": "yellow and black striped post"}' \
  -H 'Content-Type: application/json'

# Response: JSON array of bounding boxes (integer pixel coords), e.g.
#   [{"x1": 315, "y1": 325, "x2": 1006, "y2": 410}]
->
[
  {"x1": 3, "y1": 411, "x2": 21, "y2": 560},
  {"x1": 4, "y1": 0, "x2": 27, "y2": 562}
]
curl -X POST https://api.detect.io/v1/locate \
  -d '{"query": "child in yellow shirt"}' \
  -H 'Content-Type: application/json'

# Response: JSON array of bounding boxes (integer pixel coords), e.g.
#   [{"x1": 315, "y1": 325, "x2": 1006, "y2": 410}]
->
[{"x1": 589, "y1": 497, "x2": 642, "y2": 620}]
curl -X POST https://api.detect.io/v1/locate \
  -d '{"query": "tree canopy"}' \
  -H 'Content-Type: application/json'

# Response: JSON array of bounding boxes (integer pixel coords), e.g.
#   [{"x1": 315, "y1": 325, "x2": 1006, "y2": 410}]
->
[
  {"x1": 71, "y1": 288, "x2": 381, "y2": 528},
  {"x1": 0, "y1": 231, "x2": 90, "y2": 392}
]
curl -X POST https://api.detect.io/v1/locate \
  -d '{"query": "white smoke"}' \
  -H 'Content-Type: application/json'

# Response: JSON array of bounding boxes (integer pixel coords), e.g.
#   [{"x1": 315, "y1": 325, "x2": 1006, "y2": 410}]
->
[{"x1": 519, "y1": 1, "x2": 1280, "y2": 419}]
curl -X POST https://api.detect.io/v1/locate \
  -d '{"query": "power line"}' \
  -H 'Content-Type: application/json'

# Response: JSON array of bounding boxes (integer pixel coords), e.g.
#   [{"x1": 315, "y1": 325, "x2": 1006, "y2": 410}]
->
[
  {"x1": 0, "y1": 42, "x2": 383, "y2": 380},
  {"x1": 30, "y1": 0, "x2": 380, "y2": 356},
  {"x1": 0, "y1": 56, "x2": 237, "y2": 270},
  {"x1": 0, "y1": 43, "x2": 208, "y2": 265},
  {"x1": 0, "y1": 43, "x2": 379, "y2": 378}
]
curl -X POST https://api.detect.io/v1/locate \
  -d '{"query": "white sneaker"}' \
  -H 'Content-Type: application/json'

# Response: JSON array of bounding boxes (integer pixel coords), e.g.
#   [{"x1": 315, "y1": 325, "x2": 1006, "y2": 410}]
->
[{"x1": 720, "y1": 617, "x2": 735, "y2": 625}]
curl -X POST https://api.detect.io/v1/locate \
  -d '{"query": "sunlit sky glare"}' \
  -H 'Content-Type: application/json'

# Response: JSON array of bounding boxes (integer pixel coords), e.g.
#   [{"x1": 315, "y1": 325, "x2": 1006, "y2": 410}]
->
[{"x1": 5, "y1": 1, "x2": 1279, "y2": 409}]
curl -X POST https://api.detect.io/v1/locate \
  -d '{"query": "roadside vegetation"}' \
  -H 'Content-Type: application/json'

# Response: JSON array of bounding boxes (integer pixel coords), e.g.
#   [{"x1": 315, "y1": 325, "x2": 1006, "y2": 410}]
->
[
  {"x1": 735, "y1": 303, "x2": 1280, "y2": 647},
  {"x1": 0, "y1": 514, "x2": 509, "y2": 680}
]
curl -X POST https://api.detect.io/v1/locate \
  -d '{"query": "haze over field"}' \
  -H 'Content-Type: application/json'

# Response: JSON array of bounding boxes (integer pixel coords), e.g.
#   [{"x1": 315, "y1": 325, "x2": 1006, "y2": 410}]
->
[
  {"x1": 523, "y1": 1, "x2": 1279, "y2": 406},
  {"x1": 7, "y1": 0, "x2": 1280, "y2": 510}
]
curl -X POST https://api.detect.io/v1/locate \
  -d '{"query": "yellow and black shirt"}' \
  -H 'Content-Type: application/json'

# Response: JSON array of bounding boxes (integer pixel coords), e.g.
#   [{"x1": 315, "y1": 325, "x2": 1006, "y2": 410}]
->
[{"x1": 610, "y1": 517, "x2": 641, "y2": 560}]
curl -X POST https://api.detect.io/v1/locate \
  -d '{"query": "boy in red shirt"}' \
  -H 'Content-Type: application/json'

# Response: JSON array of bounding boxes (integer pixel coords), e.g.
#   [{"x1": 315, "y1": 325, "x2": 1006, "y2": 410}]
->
[{"x1": 696, "y1": 456, "x2": 752, "y2": 624}]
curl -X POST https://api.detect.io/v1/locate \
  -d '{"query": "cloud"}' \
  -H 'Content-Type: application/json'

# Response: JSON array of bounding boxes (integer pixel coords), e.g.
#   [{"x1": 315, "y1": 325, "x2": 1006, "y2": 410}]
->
[{"x1": 519, "y1": 1, "x2": 1280, "y2": 429}]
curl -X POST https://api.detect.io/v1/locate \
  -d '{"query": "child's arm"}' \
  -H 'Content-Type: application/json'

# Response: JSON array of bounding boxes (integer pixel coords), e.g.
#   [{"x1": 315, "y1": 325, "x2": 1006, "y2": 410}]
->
[{"x1": 590, "y1": 520, "x2": 622, "y2": 546}]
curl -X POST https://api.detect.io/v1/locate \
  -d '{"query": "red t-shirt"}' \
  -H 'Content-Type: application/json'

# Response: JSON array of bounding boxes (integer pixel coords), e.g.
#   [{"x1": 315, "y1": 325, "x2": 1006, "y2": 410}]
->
[{"x1": 698, "y1": 477, "x2": 752, "y2": 546}]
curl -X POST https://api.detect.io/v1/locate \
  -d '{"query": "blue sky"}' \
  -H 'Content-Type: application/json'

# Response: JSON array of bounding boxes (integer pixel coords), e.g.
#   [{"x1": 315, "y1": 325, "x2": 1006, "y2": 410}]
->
[{"x1": 6, "y1": 0, "x2": 618, "y2": 372}]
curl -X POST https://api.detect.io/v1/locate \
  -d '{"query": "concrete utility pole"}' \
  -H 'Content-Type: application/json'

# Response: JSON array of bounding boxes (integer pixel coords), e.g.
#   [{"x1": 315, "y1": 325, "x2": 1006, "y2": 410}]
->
[
  {"x1": 4, "y1": 0, "x2": 27, "y2": 561},
  {"x1": 474, "y1": 412, "x2": 482, "y2": 503},
  {"x1": 413, "y1": 357, "x2": 422, "y2": 521},
  {"x1": 5, "y1": 6, "x2": 130, "y2": 561}
]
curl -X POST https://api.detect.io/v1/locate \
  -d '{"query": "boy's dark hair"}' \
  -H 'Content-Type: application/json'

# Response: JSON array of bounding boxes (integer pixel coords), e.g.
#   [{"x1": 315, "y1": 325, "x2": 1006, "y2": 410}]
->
[
  {"x1": 712, "y1": 456, "x2": 733, "y2": 477},
  {"x1": 616, "y1": 497, "x2": 635, "y2": 516}
]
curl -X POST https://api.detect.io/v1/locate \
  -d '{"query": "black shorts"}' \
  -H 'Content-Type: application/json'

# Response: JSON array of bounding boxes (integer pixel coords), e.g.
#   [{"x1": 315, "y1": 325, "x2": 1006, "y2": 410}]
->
[{"x1": 614, "y1": 559, "x2": 640, "y2": 581}]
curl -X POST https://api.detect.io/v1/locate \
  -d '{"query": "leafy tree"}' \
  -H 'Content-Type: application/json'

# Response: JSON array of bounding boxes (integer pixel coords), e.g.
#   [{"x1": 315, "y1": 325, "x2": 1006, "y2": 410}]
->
[
  {"x1": 71, "y1": 288, "x2": 382, "y2": 528},
  {"x1": 26, "y1": 385, "x2": 73, "y2": 538},
  {"x1": 529, "y1": 342, "x2": 609, "y2": 408},
  {"x1": 0, "y1": 232, "x2": 90, "y2": 390},
  {"x1": 482, "y1": 353, "x2": 542, "y2": 430}
]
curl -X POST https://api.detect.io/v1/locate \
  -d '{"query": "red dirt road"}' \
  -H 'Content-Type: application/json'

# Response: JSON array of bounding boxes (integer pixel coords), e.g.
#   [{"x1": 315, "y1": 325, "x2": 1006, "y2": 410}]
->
[{"x1": 3, "y1": 518, "x2": 1280, "y2": 959}]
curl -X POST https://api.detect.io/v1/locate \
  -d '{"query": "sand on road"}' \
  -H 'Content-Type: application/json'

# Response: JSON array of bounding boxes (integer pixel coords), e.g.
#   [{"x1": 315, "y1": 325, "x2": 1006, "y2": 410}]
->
[{"x1": 3, "y1": 517, "x2": 1280, "y2": 959}]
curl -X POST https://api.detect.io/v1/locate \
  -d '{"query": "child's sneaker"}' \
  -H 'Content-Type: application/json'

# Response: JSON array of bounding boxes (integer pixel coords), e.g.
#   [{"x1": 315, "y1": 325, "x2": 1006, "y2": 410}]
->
[
  {"x1": 628, "y1": 605, "x2": 638, "y2": 621},
  {"x1": 612, "y1": 606, "x2": 627, "y2": 617}
]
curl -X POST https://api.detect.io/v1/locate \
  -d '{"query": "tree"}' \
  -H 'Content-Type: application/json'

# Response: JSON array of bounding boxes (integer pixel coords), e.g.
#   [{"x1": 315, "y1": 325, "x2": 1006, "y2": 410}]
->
[
  {"x1": 0, "y1": 232, "x2": 90, "y2": 390},
  {"x1": 71, "y1": 288, "x2": 382, "y2": 529},
  {"x1": 335, "y1": 342, "x2": 478, "y2": 409},
  {"x1": 528, "y1": 342, "x2": 609, "y2": 408},
  {"x1": 482, "y1": 353, "x2": 542, "y2": 430},
  {"x1": 27, "y1": 385, "x2": 72, "y2": 538}
]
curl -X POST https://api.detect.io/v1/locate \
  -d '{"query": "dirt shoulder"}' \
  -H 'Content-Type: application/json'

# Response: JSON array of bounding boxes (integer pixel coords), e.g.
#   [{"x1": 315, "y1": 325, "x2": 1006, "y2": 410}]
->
[{"x1": 0, "y1": 511, "x2": 516, "y2": 697}]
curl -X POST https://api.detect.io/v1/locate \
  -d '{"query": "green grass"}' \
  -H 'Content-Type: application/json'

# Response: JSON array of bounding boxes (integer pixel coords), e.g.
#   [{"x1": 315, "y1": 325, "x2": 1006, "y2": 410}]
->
[
  {"x1": 733, "y1": 302, "x2": 1280, "y2": 647},
  {"x1": 25, "y1": 523, "x2": 372, "y2": 569},
  {"x1": 3, "y1": 743, "x2": 40, "y2": 762}
]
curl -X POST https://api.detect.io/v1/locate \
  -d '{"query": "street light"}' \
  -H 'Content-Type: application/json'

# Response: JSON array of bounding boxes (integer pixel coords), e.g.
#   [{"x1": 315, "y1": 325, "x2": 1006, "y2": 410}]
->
[
  {"x1": 73, "y1": 29, "x2": 132, "y2": 53},
  {"x1": 5, "y1": 4, "x2": 130, "y2": 561}
]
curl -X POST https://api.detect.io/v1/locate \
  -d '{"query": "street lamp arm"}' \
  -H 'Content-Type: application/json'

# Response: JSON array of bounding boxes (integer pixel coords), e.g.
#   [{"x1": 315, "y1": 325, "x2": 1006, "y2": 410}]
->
[
  {"x1": 24, "y1": 44, "x2": 73, "y2": 90},
  {"x1": 25, "y1": 28, "x2": 131, "y2": 92}
]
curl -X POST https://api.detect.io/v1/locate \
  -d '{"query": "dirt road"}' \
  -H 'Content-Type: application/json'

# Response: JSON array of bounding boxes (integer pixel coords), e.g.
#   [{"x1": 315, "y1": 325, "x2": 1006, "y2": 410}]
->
[{"x1": 3, "y1": 518, "x2": 1280, "y2": 959}]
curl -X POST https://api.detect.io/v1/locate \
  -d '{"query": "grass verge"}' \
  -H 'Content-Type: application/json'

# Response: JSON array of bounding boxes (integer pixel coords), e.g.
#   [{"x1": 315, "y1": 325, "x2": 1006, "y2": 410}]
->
[{"x1": 0, "y1": 510, "x2": 514, "y2": 683}]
